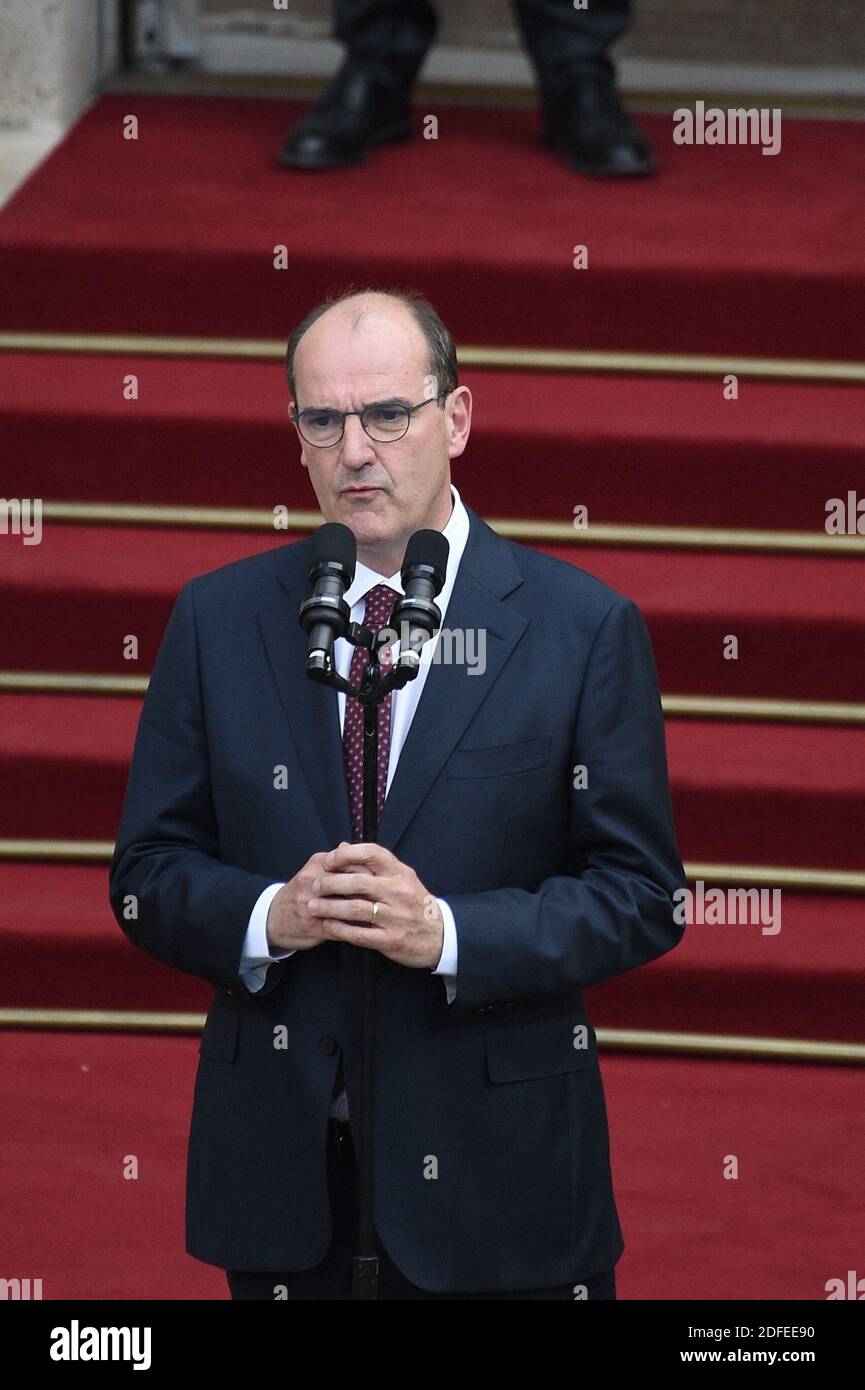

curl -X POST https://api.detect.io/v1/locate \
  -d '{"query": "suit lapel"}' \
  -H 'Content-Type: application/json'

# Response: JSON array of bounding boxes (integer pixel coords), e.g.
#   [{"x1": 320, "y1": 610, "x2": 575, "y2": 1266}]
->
[
  {"x1": 257, "y1": 504, "x2": 526, "y2": 854},
  {"x1": 258, "y1": 534, "x2": 355, "y2": 850},
  {"x1": 377, "y1": 510, "x2": 526, "y2": 850}
]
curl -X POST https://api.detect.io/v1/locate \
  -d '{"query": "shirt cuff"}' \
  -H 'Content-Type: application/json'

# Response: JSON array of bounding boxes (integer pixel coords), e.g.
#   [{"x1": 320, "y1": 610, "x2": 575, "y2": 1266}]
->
[
  {"x1": 239, "y1": 882, "x2": 293, "y2": 993},
  {"x1": 431, "y1": 897, "x2": 457, "y2": 1004}
]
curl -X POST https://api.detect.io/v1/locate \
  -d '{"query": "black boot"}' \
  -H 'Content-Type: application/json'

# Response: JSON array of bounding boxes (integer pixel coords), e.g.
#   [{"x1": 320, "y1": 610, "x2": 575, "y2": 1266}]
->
[
  {"x1": 279, "y1": 56, "x2": 415, "y2": 169},
  {"x1": 540, "y1": 59, "x2": 655, "y2": 177}
]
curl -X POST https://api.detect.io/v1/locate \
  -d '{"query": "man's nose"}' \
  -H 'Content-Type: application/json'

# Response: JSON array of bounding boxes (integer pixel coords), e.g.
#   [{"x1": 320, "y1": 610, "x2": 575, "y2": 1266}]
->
[{"x1": 339, "y1": 413, "x2": 377, "y2": 466}]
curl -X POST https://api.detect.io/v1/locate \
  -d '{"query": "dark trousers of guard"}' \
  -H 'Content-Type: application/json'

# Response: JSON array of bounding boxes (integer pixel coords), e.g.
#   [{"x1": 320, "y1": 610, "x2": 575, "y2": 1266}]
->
[
  {"x1": 227, "y1": 1118, "x2": 617, "y2": 1300},
  {"x1": 329, "y1": 0, "x2": 632, "y2": 91}
]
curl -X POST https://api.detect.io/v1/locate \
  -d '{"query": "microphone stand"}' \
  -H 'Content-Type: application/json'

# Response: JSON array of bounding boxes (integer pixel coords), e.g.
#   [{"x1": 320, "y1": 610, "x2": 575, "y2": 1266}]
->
[{"x1": 306, "y1": 618, "x2": 420, "y2": 1300}]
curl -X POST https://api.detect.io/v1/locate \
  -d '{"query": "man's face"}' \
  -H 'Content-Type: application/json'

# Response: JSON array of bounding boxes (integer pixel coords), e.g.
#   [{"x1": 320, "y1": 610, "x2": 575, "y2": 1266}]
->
[{"x1": 289, "y1": 298, "x2": 471, "y2": 575}]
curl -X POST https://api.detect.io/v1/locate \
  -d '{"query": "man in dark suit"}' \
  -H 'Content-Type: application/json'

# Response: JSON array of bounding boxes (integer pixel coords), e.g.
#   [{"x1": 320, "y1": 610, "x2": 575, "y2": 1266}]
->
[
  {"x1": 109, "y1": 285, "x2": 685, "y2": 1299},
  {"x1": 279, "y1": 0, "x2": 653, "y2": 176}
]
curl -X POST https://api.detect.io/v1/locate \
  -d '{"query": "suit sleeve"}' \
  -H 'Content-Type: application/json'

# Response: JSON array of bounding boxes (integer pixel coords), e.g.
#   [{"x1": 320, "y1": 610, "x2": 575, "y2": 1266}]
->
[
  {"x1": 441, "y1": 595, "x2": 687, "y2": 1020},
  {"x1": 108, "y1": 579, "x2": 288, "y2": 996}
]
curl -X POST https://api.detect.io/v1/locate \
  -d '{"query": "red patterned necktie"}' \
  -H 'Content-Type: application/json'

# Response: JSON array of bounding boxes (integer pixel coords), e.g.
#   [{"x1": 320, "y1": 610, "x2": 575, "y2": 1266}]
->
[
  {"x1": 332, "y1": 582, "x2": 399, "y2": 1110},
  {"x1": 341, "y1": 583, "x2": 400, "y2": 841}
]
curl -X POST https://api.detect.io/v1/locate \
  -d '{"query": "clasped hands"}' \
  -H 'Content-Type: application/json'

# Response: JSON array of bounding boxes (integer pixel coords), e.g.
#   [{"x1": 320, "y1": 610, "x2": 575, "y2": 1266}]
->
[{"x1": 265, "y1": 842, "x2": 444, "y2": 970}]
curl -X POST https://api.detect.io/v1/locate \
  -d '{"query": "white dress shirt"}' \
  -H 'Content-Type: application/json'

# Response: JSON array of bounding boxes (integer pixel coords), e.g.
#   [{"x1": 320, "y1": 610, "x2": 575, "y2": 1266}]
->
[{"x1": 238, "y1": 483, "x2": 469, "y2": 1118}]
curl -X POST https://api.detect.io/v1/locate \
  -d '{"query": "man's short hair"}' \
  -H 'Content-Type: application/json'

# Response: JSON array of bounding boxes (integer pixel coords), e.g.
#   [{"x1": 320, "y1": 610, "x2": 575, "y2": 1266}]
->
[{"x1": 285, "y1": 284, "x2": 459, "y2": 404}]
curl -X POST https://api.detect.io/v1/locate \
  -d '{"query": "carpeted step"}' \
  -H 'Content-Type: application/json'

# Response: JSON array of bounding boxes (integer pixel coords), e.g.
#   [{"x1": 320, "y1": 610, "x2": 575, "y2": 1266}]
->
[
  {"x1": 1, "y1": 862, "x2": 860, "y2": 1044},
  {"x1": 0, "y1": 862, "x2": 212, "y2": 1012},
  {"x1": 0, "y1": 693, "x2": 140, "y2": 840},
  {"x1": 663, "y1": 719, "x2": 864, "y2": 871},
  {"x1": 2, "y1": 351, "x2": 862, "y2": 532},
  {"x1": 0, "y1": 693, "x2": 862, "y2": 870},
  {"x1": 0, "y1": 1026, "x2": 859, "y2": 1298},
  {"x1": 3, "y1": 524, "x2": 863, "y2": 702},
  {"x1": 0, "y1": 95, "x2": 862, "y2": 358},
  {"x1": 586, "y1": 891, "x2": 865, "y2": 1044}
]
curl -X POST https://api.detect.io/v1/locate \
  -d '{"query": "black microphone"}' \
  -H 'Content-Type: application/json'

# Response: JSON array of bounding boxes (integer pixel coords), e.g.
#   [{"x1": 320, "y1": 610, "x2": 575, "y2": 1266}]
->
[
  {"x1": 390, "y1": 529, "x2": 449, "y2": 674},
  {"x1": 299, "y1": 523, "x2": 356, "y2": 675}
]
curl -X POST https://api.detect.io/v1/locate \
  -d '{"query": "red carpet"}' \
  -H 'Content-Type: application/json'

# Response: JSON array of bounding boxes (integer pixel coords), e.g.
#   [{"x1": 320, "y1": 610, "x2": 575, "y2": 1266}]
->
[
  {"x1": 2, "y1": 523, "x2": 862, "y2": 701},
  {"x1": 2, "y1": 690, "x2": 863, "y2": 869},
  {"x1": 1, "y1": 94, "x2": 864, "y2": 357},
  {"x1": 1, "y1": 1029, "x2": 860, "y2": 1300},
  {"x1": 2, "y1": 351, "x2": 862, "y2": 530},
  {"x1": 1, "y1": 862, "x2": 861, "y2": 1043}
]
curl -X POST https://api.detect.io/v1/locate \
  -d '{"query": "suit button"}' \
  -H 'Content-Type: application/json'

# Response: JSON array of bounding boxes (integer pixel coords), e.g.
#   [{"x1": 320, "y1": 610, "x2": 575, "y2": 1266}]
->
[{"x1": 319, "y1": 1036, "x2": 338, "y2": 1056}]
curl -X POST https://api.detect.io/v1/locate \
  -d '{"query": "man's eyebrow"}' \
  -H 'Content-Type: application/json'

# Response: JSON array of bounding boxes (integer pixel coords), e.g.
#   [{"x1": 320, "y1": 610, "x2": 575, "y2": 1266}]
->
[{"x1": 300, "y1": 396, "x2": 414, "y2": 412}]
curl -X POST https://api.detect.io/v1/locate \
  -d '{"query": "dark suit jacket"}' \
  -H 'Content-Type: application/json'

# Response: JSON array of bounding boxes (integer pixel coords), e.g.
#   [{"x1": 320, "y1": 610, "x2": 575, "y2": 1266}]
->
[{"x1": 108, "y1": 501, "x2": 686, "y2": 1292}]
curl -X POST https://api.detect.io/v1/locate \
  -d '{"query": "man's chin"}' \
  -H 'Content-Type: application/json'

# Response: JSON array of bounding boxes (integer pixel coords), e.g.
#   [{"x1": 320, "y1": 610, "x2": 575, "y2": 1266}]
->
[{"x1": 334, "y1": 494, "x2": 390, "y2": 531}]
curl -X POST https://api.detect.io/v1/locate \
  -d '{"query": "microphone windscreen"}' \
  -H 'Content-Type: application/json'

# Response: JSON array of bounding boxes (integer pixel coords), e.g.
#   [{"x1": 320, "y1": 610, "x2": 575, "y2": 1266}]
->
[
  {"x1": 311, "y1": 522, "x2": 356, "y2": 579},
  {"x1": 403, "y1": 529, "x2": 449, "y2": 592}
]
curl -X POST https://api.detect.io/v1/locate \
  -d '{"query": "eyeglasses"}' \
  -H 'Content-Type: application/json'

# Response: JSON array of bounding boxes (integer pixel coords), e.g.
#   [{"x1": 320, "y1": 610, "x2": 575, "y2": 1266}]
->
[{"x1": 291, "y1": 393, "x2": 449, "y2": 448}]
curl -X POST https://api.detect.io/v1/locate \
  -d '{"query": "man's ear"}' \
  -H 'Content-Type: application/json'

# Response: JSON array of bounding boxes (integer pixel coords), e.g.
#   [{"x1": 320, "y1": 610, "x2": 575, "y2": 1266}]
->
[
  {"x1": 446, "y1": 385, "x2": 472, "y2": 461},
  {"x1": 287, "y1": 399, "x2": 308, "y2": 467}
]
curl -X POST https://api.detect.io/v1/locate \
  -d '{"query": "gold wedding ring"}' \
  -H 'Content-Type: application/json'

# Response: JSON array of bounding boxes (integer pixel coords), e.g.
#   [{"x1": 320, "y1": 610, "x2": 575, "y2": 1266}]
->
[{"x1": 371, "y1": 902, "x2": 380, "y2": 923}]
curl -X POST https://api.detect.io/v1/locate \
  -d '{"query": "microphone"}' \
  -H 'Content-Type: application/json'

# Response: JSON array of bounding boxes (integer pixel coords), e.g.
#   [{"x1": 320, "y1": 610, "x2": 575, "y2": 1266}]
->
[
  {"x1": 390, "y1": 529, "x2": 449, "y2": 674},
  {"x1": 299, "y1": 522, "x2": 356, "y2": 675}
]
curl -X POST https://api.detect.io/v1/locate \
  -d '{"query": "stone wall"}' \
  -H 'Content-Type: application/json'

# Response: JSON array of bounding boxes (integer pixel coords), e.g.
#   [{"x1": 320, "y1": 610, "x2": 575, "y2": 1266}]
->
[{"x1": 0, "y1": 0, "x2": 102, "y2": 131}]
